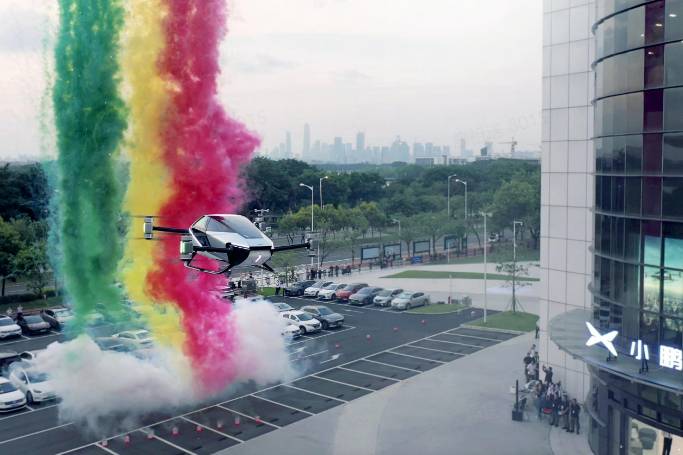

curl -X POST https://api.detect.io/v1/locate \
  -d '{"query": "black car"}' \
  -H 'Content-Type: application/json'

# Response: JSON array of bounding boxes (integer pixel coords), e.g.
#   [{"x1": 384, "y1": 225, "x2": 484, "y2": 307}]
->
[
  {"x1": 284, "y1": 280, "x2": 317, "y2": 297},
  {"x1": 16, "y1": 315, "x2": 51, "y2": 335}
]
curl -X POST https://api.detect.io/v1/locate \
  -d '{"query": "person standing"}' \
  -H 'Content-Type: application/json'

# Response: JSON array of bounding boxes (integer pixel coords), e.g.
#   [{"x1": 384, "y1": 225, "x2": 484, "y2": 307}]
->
[
  {"x1": 543, "y1": 365, "x2": 554, "y2": 384},
  {"x1": 274, "y1": 276, "x2": 280, "y2": 296},
  {"x1": 569, "y1": 399, "x2": 581, "y2": 434},
  {"x1": 559, "y1": 396, "x2": 570, "y2": 430},
  {"x1": 664, "y1": 432, "x2": 673, "y2": 455}
]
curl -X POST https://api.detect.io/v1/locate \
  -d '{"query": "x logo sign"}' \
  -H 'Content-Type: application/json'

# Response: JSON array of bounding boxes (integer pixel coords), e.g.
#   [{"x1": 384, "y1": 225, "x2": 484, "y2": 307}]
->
[{"x1": 585, "y1": 321, "x2": 618, "y2": 357}]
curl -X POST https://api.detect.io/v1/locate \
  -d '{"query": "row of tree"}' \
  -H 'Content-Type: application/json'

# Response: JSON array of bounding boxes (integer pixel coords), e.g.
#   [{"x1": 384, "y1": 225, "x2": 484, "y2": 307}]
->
[{"x1": 0, "y1": 217, "x2": 50, "y2": 297}]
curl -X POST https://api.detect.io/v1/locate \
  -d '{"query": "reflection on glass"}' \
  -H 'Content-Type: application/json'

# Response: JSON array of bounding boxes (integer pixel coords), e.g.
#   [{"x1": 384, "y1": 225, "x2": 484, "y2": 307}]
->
[
  {"x1": 643, "y1": 267, "x2": 661, "y2": 312},
  {"x1": 662, "y1": 317, "x2": 683, "y2": 347},
  {"x1": 641, "y1": 311, "x2": 659, "y2": 347},
  {"x1": 664, "y1": 223, "x2": 683, "y2": 269},
  {"x1": 628, "y1": 416, "x2": 680, "y2": 455},
  {"x1": 644, "y1": 234, "x2": 661, "y2": 266},
  {"x1": 663, "y1": 270, "x2": 683, "y2": 316}
]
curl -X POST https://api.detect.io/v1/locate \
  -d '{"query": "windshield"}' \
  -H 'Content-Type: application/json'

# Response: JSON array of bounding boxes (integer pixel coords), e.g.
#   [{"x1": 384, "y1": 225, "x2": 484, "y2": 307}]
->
[
  {"x1": 397, "y1": 292, "x2": 412, "y2": 299},
  {"x1": 297, "y1": 313, "x2": 313, "y2": 321},
  {"x1": 209, "y1": 215, "x2": 264, "y2": 239},
  {"x1": 323, "y1": 284, "x2": 337, "y2": 290},
  {"x1": 0, "y1": 382, "x2": 16, "y2": 393},
  {"x1": 312, "y1": 281, "x2": 325, "y2": 288},
  {"x1": 317, "y1": 307, "x2": 333, "y2": 316},
  {"x1": 343, "y1": 284, "x2": 360, "y2": 291},
  {"x1": 27, "y1": 372, "x2": 48, "y2": 383},
  {"x1": 24, "y1": 316, "x2": 43, "y2": 324},
  {"x1": 377, "y1": 290, "x2": 393, "y2": 297},
  {"x1": 54, "y1": 309, "x2": 73, "y2": 317},
  {"x1": 0, "y1": 318, "x2": 15, "y2": 326},
  {"x1": 356, "y1": 287, "x2": 375, "y2": 294}
]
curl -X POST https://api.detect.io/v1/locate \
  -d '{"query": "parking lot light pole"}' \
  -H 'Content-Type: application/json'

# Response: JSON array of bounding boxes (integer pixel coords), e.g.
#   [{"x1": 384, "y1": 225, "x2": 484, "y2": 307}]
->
[
  {"x1": 455, "y1": 179, "x2": 468, "y2": 219},
  {"x1": 319, "y1": 176, "x2": 329, "y2": 209},
  {"x1": 300, "y1": 183, "x2": 314, "y2": 267},
  {"x1": 513, "y1": 220, "x2": 524, "y2": 313},
  {"x1": 479, "y1": 211, "x2": 492, "y2": 323},
  {"x1": 447, "y1": 174, "x2": 457, "y2": 218}
]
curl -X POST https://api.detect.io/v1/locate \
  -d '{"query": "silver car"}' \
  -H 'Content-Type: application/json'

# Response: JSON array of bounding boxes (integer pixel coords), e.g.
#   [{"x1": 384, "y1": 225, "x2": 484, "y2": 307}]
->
[
  {"x1": 373, "y1": 288, "x2": 403, "y2": 307},
  {"x1": 301, "y1": 305, "x2": 344, "y2": 330},
  {"x1": 391, "y1": 291, "x2": 429, "y2": 311}
]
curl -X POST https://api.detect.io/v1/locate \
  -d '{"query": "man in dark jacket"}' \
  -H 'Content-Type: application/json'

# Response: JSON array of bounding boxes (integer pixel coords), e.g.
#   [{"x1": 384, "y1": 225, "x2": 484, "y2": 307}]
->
[
  {"x1": 543, "y1": 365, "x2": 554, "y2": 384},
  {"x1": 569, "y1": 399, "x2": 581, "y2": 434}
]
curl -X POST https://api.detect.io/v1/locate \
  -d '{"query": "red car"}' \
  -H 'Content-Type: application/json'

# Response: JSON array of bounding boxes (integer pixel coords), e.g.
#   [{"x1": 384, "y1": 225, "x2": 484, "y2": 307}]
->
[{"x1": 336, "y1": 283, "x2": 368, "y2": 301}]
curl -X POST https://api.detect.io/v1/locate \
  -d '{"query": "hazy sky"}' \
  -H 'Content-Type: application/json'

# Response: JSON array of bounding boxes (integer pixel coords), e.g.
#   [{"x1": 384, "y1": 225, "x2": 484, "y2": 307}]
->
[{"x1": 0, "y1": 0, "x2": 541, "y2": 161}]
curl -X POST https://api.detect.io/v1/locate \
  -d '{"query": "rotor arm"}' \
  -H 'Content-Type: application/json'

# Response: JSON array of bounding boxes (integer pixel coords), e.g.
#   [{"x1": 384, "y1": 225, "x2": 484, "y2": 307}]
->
[{"x1": 272, "y1": 240, "x2": 311, "y2": 253}]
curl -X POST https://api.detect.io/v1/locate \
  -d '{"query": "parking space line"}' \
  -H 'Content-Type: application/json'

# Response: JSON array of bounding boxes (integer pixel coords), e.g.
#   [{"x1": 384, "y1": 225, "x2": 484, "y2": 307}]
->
[
  {"x1": 0, "y1": 403, "x2": 57, "y2": 422},
  {"x1": 147, "y1": 431, "x2": 197, "y2": 455},
  {"x1": 289, "y1": 349, "x2": 328, "y2": 361},
  {"x1": 180, "y1": 416, "x2": 244, "y2": 443},
  {"x1": 386, "y1": 350, "x2": 446, "y2": 364},
  {"x1": 427, "y1": 336, "x2": 482, "y2": 349},
  {"x1": 249, "y1": 395, "x2": 314, "y2": 416},
  {"x1": 446, "y1": 330, "x2": 502, "y2": 342},
  {"x1": 57, "y1": 443, "x2": 115, "y2": 455},
  {"x1": 406, "y1": 344, "x2": 466, "y2": 356},
  {"x1": 24, "y1": 404, "x2": 34, "y2": 411},
  {"x1": 360, "y1": 358, "x2": 423, "y2": 373},
  {"x1": 336, "y1": 366, "x2": 399, "y2": 382},
  {"x1": 288, "y1": 326, "x2": 356, "y2": 346},
  {"x1": 310, "y1": 375, "x2": 375, "y2": 392},
  {"x1": 216, "y1": 405, "x2": 281, "y2": 429},
  {"x1": 284, "y1": 384, "x2": 349, "y2": 403},
  {"x1": 20, "y1": 335, "x2": 30, "y2": 340},
  {"x1": 0, "y1": 422, "x2": 72, "y2": 445}
]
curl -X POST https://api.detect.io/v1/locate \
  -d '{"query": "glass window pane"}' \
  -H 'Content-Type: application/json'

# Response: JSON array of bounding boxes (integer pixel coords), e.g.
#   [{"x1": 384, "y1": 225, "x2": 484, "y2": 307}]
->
[
  {"x1": 625, "y1": 177, "x2": 641, "y2": 215},
  {"x1": 625, "y1": 218, "x2": 641, "y2": 260},
  {"x1": 663, "y1": 178, "x2": 683, "y2": 219},
  {"x1": 624, "y1": 264, "x2": 641, "y2": 308},
  {"x1": 612, "y1": 177, "x2": 625, "y2": 214},
  {"x1": 613, "y1": 137, "x2": 625, "y2": 173},
  {"x1": 644, "y1": 267, "x2": 662, "y2": 312},
  {"x1": 665, "y1": 87, "x2": 683, "y2": 131},
  {"x1": 644, "y1": 45, "x2": 664, "y2": 88},
  {"x1": 665, "y1": 41, "x2": 683, "y2": 86},
  {"x1": 664, "y1": 222, "x2": 683, "y2": 270},
  {"x1": 661, "y1": 317, "x2": 683, "y2": 347},
  {"x1": 663, "y1": 133, "x2": 683, "y2": 174},
  {"x1": 642, "y1": 177, "x2": 662, "y2": 216},
  {"x1": 644, "y1": 89, "x2": 663, "y2": 132},
  {"x1": 643, "y1": 134, "x2": 663, "y2": 173},
  {"x1": 625, "y1": 135, "x2": 643, "y2": 174},
  {"x1": 663, "y1": 271, "x2": 683, "y2": 317},
  {"x1": 641, "y1": 311, "x2": 660, "y2": 346},
  {"x1": 645, "y1": 1, "x2": 665, "y2": 45},
  {"x1": 666, "y1": 0, "x2": 683, "y2": 41},
  {"x1": 643, "y1": 220, "x2": 662, "y2": 265}
]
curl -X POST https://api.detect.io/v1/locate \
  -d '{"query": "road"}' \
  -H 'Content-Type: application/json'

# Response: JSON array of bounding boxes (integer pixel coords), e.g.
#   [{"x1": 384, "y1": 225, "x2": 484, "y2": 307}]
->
[{"x1": 0, "y1": 296, "x2": 517, "y2": 454}]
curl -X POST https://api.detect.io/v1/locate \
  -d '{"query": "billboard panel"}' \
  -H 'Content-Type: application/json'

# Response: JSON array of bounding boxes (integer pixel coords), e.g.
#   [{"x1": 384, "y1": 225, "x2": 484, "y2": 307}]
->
[
  {"x1": 413, "y1": 240, "x2": 430, "y2": 254},
  {"x1": 361, "y1": 246, "x2": 380, "y2": 261},
  {"x1": 384, "y1": 243, "x2": 401, "y2": 258}
]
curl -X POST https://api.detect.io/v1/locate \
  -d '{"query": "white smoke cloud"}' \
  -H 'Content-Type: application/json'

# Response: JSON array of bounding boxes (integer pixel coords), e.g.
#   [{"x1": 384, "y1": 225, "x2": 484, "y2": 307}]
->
[{"x1": 31, "y1": 298, "x2": 295, "y2": 435}]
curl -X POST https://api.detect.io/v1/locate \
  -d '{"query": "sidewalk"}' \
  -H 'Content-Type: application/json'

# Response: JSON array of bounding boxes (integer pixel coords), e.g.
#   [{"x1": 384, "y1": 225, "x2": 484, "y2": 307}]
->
[{"x1": 219, "y1": 332, "x2": 552, "y2": 455}]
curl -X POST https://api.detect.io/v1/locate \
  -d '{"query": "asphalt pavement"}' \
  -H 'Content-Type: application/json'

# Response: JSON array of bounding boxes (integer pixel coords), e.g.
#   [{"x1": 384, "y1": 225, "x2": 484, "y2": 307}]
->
[{"x1": 0, "y1": 296, "x2": 514, "y2": 454}]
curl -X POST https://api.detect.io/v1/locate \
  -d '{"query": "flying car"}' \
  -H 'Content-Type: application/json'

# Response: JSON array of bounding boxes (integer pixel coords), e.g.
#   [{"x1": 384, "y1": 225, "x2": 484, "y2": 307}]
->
[{"x1": 143, "y1": 214, "x2": 310, "y2": 275}]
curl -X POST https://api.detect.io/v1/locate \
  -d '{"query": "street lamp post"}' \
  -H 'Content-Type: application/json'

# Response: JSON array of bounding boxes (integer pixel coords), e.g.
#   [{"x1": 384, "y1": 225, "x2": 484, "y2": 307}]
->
[
  {"x1": 447, "y1": 174, "x2": 457, "y2": 218},
  {"x1": 392, "y1": 218, "x2": 401, "y2": 257},
  {"x1": 299, "y1": 183, "x2": 314, "y2": 268},
  {"x1": 455, "y1": 179, "x2": 468, "y2": 219},
  {"x1": 512, "y1": 220, "x2": 524, "y2": 313},
  {"x1": 479, "y1": 211, "x2": 492, "y2": 323},
  {"x1": 319, "y1": 176, "x2": 329, "y2": 209}
]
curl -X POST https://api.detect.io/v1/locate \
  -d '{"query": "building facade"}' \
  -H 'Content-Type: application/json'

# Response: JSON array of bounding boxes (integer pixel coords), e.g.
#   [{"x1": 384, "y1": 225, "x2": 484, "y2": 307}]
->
[{"x1": 545, "y1": 0, "x2": 683, "y2": 453}]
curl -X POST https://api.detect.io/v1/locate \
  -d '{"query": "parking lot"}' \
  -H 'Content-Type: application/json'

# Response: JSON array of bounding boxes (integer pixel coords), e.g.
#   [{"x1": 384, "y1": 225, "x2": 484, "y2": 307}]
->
[{"x1": 0, "y1": 296, "x2": 519, "y2": 454}]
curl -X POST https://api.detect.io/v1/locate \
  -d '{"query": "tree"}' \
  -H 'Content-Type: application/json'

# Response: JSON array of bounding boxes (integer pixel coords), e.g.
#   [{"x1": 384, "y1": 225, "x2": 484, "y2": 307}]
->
[
  {"x1": 359, "y1": 201, "x2": 387, "y2": 238},
  {"x1": 496, "y1": 257, "x2": 531, "y2": 313},
  {"x1": 14, "y1": 242, "x2": 50, "y2": 298},
  {"x1": 0, "y1": 218, "x2": 22, "y2": 296},
  {"x1": 339, "y1": 208, "x2": 369, "y2": 264},
  {"x1": 490, "y1": 176, "x2": 540, "y2": 248}
]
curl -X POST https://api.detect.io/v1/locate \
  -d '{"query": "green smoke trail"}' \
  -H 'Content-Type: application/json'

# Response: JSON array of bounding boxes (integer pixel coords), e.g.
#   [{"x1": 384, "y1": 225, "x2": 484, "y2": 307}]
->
[{"x1": 53, "y1": 0, "x2": 127, "y2": 332}]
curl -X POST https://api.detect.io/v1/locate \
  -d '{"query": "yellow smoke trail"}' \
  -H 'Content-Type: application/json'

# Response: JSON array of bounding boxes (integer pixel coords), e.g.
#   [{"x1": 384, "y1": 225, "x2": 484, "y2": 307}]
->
[{"x1": 119, "y1": 0, "x2": 184, "y2": 348}]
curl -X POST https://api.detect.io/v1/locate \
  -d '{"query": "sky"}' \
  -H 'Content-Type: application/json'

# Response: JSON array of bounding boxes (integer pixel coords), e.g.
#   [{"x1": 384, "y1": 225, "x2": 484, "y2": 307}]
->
[{"x1": 0, "y1": 0, "x2": 541, "y2": 161}]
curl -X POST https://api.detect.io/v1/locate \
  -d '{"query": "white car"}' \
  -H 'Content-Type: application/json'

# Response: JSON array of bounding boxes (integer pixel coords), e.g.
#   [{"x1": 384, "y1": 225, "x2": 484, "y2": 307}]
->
[
  {"x1": 271, "y1": 302, "x2": 294, "y2": 312},
  {"x1": 282, "y1": 324, "x2": 302, "y2": 341},
  {"x1": 9, "y1": 366, "x2": 56, "y2": 403},
  {"x1": 112, "y1": 330, "x2": 154, "y2": 350},
  {"x1": 41, "y1": 308, "x2": 74, "y2": 330},
  {"x1": 282, "y1": 310, "x2": 321, "y2": 334},
  {"x1": 317, "y1": 283, "x2": 346, "y2": 300},
  {"x1": 19, "y1": 351, "x2": 42, "y2": 362},
  {"x1": 303, "y1": 281, "x2": 333, "y2": 298},
  {"x1": 0, "y1": 316, "x2": 21, "y2": 339},
  {"x1": 391, "y1": 291, "x2": 430, "y2": 311},
  {"x1": 0, "y1": 377, "x2": 26, "y2": 412},
  {"x1": 373, "y1": 288, "x2": 403, "y2": 307}
]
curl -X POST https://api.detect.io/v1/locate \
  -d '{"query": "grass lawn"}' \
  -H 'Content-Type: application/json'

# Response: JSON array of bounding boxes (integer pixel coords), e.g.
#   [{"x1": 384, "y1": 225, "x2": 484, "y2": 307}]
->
[
  {"x1": 383, "y1": 270, "x2": 539, "y2": 282},
  {"x1": 406, "y1": 303, "x2": 466, "y2": 314},
  {"x1": 1, "y1": 295, "x2": 65, "y2": 312},
  {"x1": 259, "y1": 287, "x2": 277, "y2": 297},
  {"x1": 469, "y1": 311, "x2": 538, "y2": 332}
]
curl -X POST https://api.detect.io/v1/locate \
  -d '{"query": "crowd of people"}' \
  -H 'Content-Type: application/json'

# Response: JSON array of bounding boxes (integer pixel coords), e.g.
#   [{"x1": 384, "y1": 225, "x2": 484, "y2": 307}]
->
[{"x1": 522, "y1": 345, "x2": 582, "y2": 435}]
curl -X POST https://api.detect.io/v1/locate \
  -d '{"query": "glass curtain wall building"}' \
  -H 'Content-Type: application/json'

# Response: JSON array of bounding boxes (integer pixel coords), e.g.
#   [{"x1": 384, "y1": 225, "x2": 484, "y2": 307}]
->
[{"x1": 547, "y1": 1, "x2": 683, "y2": 453}]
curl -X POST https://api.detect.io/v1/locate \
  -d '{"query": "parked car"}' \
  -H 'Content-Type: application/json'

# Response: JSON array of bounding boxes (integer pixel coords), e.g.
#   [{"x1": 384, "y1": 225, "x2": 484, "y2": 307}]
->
[
  {"x1": 111, "y1": 330, "x2": 154, "y2": 350},
  {"x1": 282, "y1": 310, "x2": 322, "y2": 334},
  {"x1": 282, "y1": 324, "x2": 302, "y2": 341},
  {"x1": 0, "y1": 316, "x2": 22, "y2": 339},
  {"x1": 303, "y1": 281, "x2": 333, "y2": 298},
  {"x1": 271, "y1": 302, "x2": 294, "y2": 313},
  {"x1": 284, "y1": 280, "x2": 317, "y2": 297},
  {"x1": 301, "y1": 305, "x2": 344, "y2": 330},
  {"x1": 335, "y1": 283, "x2": 368, "y2": 301},
  {"x1": 18, "y1": 351, "x2": 42, "y2": 362},
  {"x1": 40, "y1": 308, "x2": 74, "y2": 331},
  {"x1": 8, "y1": 365, "x2": 56, "y2": 403},
  {"x1": 391, "y1": 291, "x2": 430, "y2": 310},
  {"x1": 0, "y1": 351, "x2": 20, "y2": 375},
  {"x1": 349, "y1": 287, "x2": 384, "y2": 306},
  {"x1": 373, "y1": 288, "x2": 404, "y2": 307},
  {"x1": 317, "y1": 283, "x2": 346, "y2": 301},
  {"x1": 0, "y1": 377, "x2": 26, "y2": 412},
  {"x1": 95, "y1": 337, "x2": 133, "y2": 353},
  {"x1": 16, "y1": 315, "x2": 51, "y2": 335}
]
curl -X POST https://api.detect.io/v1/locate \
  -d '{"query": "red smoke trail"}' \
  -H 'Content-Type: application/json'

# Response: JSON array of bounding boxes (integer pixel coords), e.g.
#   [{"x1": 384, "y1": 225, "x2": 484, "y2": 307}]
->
[{"x1": 147, "y1": 0, "x2": 259, "y2": 392}]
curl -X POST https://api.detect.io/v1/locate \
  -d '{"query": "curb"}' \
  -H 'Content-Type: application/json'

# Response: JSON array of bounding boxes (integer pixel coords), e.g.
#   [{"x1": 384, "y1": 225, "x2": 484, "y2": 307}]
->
[{"x1": 460, "y1": 324, "x2": 527, "y2": 336}]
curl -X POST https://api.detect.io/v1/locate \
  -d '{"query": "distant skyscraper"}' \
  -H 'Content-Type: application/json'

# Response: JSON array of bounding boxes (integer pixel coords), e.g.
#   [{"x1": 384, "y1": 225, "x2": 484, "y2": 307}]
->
[
  {"x1": 460, "y1": 138, "x2": 466, "y2": 157},
  {"x1": 333, "y1": 137, "x2": 344, "y2": 163},
  {"x1": 413, "y1": 142, "x2": 425, "y2": 160},
  {"x1": 356, "y1": 132, "x2": 365, "y2": 156},
  {"x1": 285, "y1": 131, "x2": 292, "y2": 158},
  {"x1": 303, "y1": 124, "x2": 310, "y2": 159}
]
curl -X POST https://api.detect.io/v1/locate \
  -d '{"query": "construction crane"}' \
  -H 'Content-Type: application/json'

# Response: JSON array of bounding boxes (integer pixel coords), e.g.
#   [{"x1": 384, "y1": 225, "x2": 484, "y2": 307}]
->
[{"x1": 499, "y1": 138, "x2": 518, "y2": 158}]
